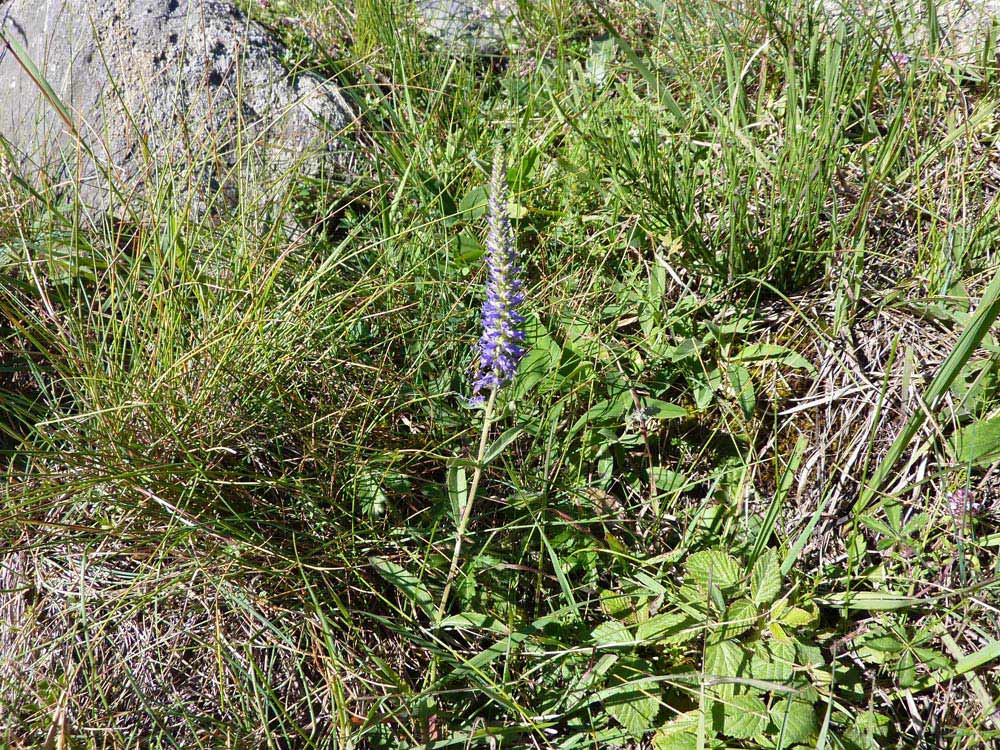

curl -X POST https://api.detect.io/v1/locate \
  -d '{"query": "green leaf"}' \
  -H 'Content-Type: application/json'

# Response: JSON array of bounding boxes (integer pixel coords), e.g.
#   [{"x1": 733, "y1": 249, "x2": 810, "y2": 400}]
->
[
  {"x1": 951, "y1": 415, "x2": 1000, "y2": 465},
  {"x1": 715, "y1": 694, "x2": 767, "y2": 739},
  {"x1": 734, "y1": 343, "x2": 815, "y2": 373},
  {"x1": 600, "y1": 589, "x2": 636, "y2": 619},
  {"x1": 636, "y1": 612, "x2": 699, "y2": 644},
  {"x1": 728, "y1": 364, "x2": 756, "y2": 419},
  {"x1": 481, "y1": 427, "x2": 523, "y2": 466},
  {"x1": 643, "y1": 399, "x2": 688, "y2": 420},
  {"x1": 819, "y1": 591, "x2": 920, "y2": 610},
  {"x1": 704, "y1": 640, "x2": 745, "y2": 698},
  {"x1": 447, "y1": 464, "x2": 467, "y2": 524},
  {"x1": 459, "y1": 185, "x2": 488, "y2": 219},
  {"x1": 507, "y1": 200, "x2": 529, "y2": 219},
  {"x1": 685, "y1": 550, "x2": 741, "y2": 589},
  {"x1": 865, "y1": 636, "x2": 908, "y2": 654},
  {"x1": 712, "y1": 598, "x2": 757, "y2": 642},
  {"x1": 437, "y1": 612, "x2": 508, "y2": 633},
  {"x1": 652, "y1": 713, "x2": 700, "y2": 750},
  {"x1": 750, "y1": 550, "x2": 782, "y2": 606},
  {"x1": 897, "y1": 650, "x2": 917, "y2": 688},
  {"x1": 370, "y1": 557, "x2": 435, "y2": 618},
  {"x1": 751, "y1": 638, "x2": 795, "y2": 682},
  {"x1": 770, "y1": 699, "x2": 818, "y2": 745},
  {"x1": 568, "y1": 390, "x2": 633, "y2": 439},
  {"x1": 354, "y1": 471, "x2": 387, "y2": 518},
  {"x1": 593, "y1": 619, "x2": 632, "y2": 647},
  {"x1": 779, "y1": 605, "x2": 817, "y2": 628},
  {"x1": 605, "y1": 675, "x2": 661, "y2": 738}
]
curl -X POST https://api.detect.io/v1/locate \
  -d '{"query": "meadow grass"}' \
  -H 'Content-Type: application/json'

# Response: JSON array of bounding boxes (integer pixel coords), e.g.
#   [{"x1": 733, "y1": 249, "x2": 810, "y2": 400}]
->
[{"x1": 2, "y1": 0, "x2": 1000, "y2": 747}]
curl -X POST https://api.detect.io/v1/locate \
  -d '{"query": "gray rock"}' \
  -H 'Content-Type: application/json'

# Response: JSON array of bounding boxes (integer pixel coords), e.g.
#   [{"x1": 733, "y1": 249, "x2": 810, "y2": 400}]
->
[
  {"x1": 823, "y1": 0, "x2": 1000, "y2": 59},
  {"x1": 415, "y1": 0, "x2": 516, "y2": 55},
  {"x1": 0, "y1": 0, "x2": 354, "y2": 217}
]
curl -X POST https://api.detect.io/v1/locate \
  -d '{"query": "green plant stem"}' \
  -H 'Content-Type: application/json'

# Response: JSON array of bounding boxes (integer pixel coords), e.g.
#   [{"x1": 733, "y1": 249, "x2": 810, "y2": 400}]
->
[{"x1": 436, "y1": 387, "x2": 497, "y2": 621}]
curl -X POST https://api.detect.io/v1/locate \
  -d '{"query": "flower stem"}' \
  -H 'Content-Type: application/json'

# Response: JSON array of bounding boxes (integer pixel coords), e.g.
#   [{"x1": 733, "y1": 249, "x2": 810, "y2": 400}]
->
[{"x1": 436, "y1": 386, "x2": 497, "y2": 621}]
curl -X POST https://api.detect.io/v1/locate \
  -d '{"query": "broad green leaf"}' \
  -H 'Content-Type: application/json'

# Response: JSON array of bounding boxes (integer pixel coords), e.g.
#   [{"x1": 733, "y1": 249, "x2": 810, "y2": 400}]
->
[
  {"x1": 568, "y1": 391, "x2": 633, "y2": 439},
  {"x1": 770, "y1": 699, "x2": 818, "y2": 745},
  {"x1": 652, "y1": 713, "x2": 700, "y2": 750},
  {"x1": 600, "y1": 589, "x2": 635, "y2": 619},
  {"x1": 715, "y1": 693, "x2": 767, "y2": 739},
  {"x1": 593, "y1": 619, "x2": 632, "y2": 647},
  {"x1": 897, "y1": 649, "x2": 917, "y2": 688},
  {"x1": 951, "y1": 415, "x2": 1000, "y2": 465},
  {"x1": 650, "y1": 467, "x2": 690, "y2": 495},
  {"x1": 712, "y1": 598, "x2": 757, "y2": 642},
  {"x1": 370, "y1": 557, "x2": 435, "y2": 618},
  {"x1": 458, "y1": 185, "x2": 488, "y2": 219},
  {"x1": 643, "y1": 399, "x2": 688, "y2": 420},
  {"x1": 455, "y1": 231, "x2": 484, "y2": 264},
  {"x1": 704, "y1": 640, "x2": 745, "y2": 699},
  {"x1": 685, "y1": 550, "x2": 741, "y2": 589},
  {"x1": 354, "y1": 472, "x2": 387, "y2": 518},
  {"x1": 780, "y1": 605, "x2": 817, "y2": 627},
  {"x1": 751, "y1": 638, "x2": 795, "y2": 682},
  {"x1": 865, "y1": 636, "x2": 908, "y2": 654},
  {"x1": 750, "y1": 550, "x2": 782, "y2": 606},
  {"x1": 605, "y1": 676, "x2": 661, "y2": 738},
  {"x1": 636, "y1": 612, "x2": 699, "y2": 644},
  {"x1": 507, "y1": 200, "x2": 529, "y2": 219}
]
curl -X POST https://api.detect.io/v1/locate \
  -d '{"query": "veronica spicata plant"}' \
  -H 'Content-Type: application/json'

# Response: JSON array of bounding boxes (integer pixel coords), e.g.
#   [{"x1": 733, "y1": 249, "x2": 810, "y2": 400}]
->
[{"x1": 437, "y1": 148, "x2": 525, "y2": 619}]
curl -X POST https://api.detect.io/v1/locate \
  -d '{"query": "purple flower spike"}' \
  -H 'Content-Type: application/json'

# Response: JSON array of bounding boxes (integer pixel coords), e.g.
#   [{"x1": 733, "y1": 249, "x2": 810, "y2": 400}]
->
[{"x1": 472, "y1": 149, "x2": 525, "y2": 397}]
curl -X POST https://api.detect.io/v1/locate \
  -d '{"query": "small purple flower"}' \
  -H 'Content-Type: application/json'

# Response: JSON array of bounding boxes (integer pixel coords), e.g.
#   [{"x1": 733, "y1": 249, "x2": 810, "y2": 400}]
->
[
  {"x1": 472, "y1": 149, "x2": 525, "y2": 397},
  {"x1": 947, "y1": 488, "x2": 983, "y2": 519}
]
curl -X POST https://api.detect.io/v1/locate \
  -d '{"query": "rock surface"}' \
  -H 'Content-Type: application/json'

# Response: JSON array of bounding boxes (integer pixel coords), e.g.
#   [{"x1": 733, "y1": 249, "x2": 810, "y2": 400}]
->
[
  {"x1": 415, "y1": 0, "x2": 516, "y2": 55},
  {"x1": 0, "y1": 0, "x2": 354, "y2": 216},
  {"x1": 824, "y1": 0, "x2": 1000, "y2": 58}
]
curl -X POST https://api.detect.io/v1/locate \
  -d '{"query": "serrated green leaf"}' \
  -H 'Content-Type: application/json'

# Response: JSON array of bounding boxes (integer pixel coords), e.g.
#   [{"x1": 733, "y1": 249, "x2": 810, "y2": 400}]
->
[
  {"x1": 751, "y1": 638, "x2": 796, "y2": 682},
  {"x1": 770, "y1": 699, "x2": 817, "y2": 745},
  {"x1": 711, "y1": 598, "x2": 757, "y2": 642},
  {"x1": 593, "y1": 619, "x2": 632, "y2": 647},
  {"x1": 704, "y1": 640, "x2": 745, "y2": 699},
  {"x1": 715, "y1": 694, "x2": 768, "y2": 739},
  {"x1": 652, "y1": 724, "x2": 699, "y2": 750},
  {"x1": 370, "y1": 557, "x2": 435, "y2": 618},
  {"x1": 604, "y1": 674, "x2": 661, "y2": 738},
  {"x1": 685, "y1": 550, "x2": 741, "y2": 589},
  {"x1": 750, "y1": 550, "x2": 782, "y2": 606},
  {"x1": 600, "y1": 589, "x2": 635, "y2": 619}
]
